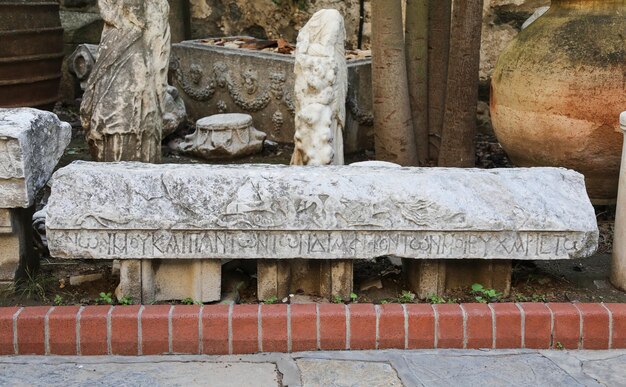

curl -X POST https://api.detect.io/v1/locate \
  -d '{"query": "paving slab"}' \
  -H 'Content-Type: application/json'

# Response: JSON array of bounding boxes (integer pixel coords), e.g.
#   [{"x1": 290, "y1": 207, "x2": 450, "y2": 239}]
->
[
  {"x1": 0, "y1": 359, "x2": 279, "y2": 387},
  {"x1": 0, "y1": 350, "x2": 625, "y2": 386},
  {"x1": 297, "y1": 359, "x2": 403, "y2": 387}
]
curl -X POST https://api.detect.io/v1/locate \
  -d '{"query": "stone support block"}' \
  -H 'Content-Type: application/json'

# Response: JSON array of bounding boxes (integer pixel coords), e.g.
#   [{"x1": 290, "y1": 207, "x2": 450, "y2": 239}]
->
[
  {"x1": 0, "y1": 207, "x2": 37, "y2": 284},
  {"x1": 0, "y1": 233, "x2": 20, "y2": 283},
  {"x1": 258, "y1": 259, "x2": 353, "y2": 302},
  {"x1": 0, "y1": 108, "x2": 71, "y2": 208},
  {"x1": 404, "y1": 259, "x2": 513, "y2": 299},
  {"x1": 257, "y1": 259, "x2": 291, "y2": 302},
  {"x1": 117, "y1": 260, "x2": 221, "y2": 304}
]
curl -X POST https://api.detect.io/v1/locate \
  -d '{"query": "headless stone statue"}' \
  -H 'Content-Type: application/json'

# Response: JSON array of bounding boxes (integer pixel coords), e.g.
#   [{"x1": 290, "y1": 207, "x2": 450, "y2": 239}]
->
[
  {"x1": 291, "y1": 9, "x2": 347, "y2": 166},
  {"x1": 80, "y1": 0, "x2": 171, "y2": 162}
]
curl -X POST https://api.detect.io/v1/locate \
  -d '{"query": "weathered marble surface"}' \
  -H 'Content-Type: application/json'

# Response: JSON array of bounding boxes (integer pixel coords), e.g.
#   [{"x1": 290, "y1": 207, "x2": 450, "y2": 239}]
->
[
  {"x1": 80, "y1": 0, "x2": 171, "y2": 162},
  {"x1": 169, "y1": 113, "x2": 265, "y2": 159},
  {"x1": 0, "y1": 108, "x2": 71, "y2": 208},
  {"x1": 291, "y1": 9, "x2": 347, "y2": 166},
  {"x1": 47, "y1": 162, "x2": 598, "y2": 261}
]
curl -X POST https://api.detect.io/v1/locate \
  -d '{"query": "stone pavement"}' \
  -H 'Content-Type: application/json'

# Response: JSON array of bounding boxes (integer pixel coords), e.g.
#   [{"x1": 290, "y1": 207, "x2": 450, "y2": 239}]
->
[{"x1": 1, "y1": 350, "x2": 625, "y2": 386}]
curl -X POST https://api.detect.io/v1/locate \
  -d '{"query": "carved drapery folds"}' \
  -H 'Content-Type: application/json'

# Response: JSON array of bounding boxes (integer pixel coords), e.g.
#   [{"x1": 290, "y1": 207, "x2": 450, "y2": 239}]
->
[{"x1": 80, "y1": 0, "x2": 171, "y2": 163}]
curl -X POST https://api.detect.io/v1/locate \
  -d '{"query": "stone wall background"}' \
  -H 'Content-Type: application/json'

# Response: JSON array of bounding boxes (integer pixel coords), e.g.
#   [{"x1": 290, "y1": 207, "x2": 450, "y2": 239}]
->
[{"x1": 58, "y1": 0, "x2": 549, "y2": 100}]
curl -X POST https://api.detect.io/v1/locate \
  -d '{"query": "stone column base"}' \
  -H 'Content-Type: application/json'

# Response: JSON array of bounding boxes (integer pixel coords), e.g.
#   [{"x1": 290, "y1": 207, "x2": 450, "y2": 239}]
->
[
  {"x1": 117, "y1": 259, "x2": 221, "y2": 304},
  {"x1": 257, "y1": 259, "x2": 353, "y2": 302},
  {"x1": 403, "y1": 259, "x2": 512, "y2": 299}
]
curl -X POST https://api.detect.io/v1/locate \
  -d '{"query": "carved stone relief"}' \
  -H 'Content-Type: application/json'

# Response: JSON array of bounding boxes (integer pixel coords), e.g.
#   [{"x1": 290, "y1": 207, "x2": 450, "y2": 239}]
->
[{"x1": 47, "y1": 163, "x2": 598, "y2": 261}]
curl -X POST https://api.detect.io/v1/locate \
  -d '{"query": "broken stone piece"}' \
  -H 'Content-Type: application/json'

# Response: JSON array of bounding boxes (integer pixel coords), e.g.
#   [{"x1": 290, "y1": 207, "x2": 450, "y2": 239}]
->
[
  {"x1": 359, "y1": 277, "x2": 383, "y2": 292},
  {"x1": 169, "y1": 113, "x2": 266, "y2": 159},
  {"x1": 0, "y1": 108, "x2": 71, "y2": 208},
  {"x1": 162, "y1": 86, "x2": 187, "y2": 138},
  {"x1": 69, "y1": 273, "x2": 103, "y2": 286}
]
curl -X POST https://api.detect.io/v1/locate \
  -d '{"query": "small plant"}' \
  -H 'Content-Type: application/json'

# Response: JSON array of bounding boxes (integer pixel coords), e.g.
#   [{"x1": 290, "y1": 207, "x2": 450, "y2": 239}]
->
[
  {"x1": 555, "y1": 341, "x2": 564, "y2": 350},
  {"x1": 379, "y1": 299, "x2": 390, "y2": 305},
  {"x1": 332, "y1": 295, "x2": 343, "y2": 304},
  {"x1": 471, "y1": 283, "x2": 502, "y2": 303},
  {"x1": 53, "y1": 294, "x2": 64, "y2": 306},
  {"x1": 512, "y1": 292, "x2": 529, "y2": 302},
  {"x1": 263, "y1": 296, "x2": 279, "y2": 305},
  {"x1": 399, "y1": 290, "x2": 416, "y2": 303},
  {"x1": 14, "y1": 269, "x2": 53, "y2": 302},
  {"x1": 427, "y1": 294, "x2": 447, "y2": 304},
  {"x1": 350, "y1": 292, "x2": 358, "y2": 303},
  {"x1": 118, "y1": 296, "x2": 133, "y2": 305},
  {"x1": 531, "y1": 293, "x2": 547, "y2": 303},
  {"x1": 96, "y1": 292, "x2": 113, "y2": 305}
]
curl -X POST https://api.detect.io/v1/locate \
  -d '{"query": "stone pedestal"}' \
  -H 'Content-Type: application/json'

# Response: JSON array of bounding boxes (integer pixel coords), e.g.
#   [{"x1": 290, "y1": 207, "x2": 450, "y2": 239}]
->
[
  {"x1": 169, "y1": 113, "x2": 266, "y2": 159},
  {"x1": 117, "y1": 260, "x2": 221, "y2": 304},
  {"x1": 257, "y1": 259, "x2": 353, "y2": 302}
]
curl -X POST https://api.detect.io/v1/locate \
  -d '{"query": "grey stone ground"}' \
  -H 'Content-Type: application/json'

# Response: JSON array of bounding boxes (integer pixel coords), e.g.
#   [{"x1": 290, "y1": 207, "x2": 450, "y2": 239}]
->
[{"x1": 1, "y1": 350, "x2": 625, "y2": 386}]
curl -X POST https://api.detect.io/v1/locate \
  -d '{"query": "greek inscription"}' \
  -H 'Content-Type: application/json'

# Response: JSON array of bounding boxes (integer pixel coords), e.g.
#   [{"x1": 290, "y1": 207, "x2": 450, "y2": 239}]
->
[{"x1": 54, "y1": 230, "x2": 586, "y2": 260}]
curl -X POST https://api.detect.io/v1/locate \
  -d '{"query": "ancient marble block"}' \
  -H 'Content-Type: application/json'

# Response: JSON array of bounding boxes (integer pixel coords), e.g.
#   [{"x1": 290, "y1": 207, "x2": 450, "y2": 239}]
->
[
  {"x1": 170, "y1": 38, "x2": 372, "y2": 153},
  {"x1": 47, "y1": 162, "x2": 598, "y2": 261},
  {"x1": 0, "y1": 108, "x2": 71, "y2": 208}
]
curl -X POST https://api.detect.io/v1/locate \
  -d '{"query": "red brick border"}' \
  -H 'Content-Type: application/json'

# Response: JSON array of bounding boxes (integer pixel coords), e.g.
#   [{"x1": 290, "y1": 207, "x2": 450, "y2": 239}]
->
[{"x1": 0, "y1": 303, "x2": 622, "y2": 355}]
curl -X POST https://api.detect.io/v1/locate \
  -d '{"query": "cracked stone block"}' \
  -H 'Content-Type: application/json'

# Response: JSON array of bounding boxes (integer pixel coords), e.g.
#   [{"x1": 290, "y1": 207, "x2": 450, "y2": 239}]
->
[{"x1": 0, "y1": 108, "x2": 71, "y2": 208}]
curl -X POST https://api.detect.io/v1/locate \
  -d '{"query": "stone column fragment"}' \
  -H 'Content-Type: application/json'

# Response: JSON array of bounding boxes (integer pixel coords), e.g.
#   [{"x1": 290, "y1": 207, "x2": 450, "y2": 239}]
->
[
  {"x1": 291, "y1": 9, "x2": 347, "y2": 166},
  {"x1": 612, "y1": 112, "x2": 626, "y2": 290}
]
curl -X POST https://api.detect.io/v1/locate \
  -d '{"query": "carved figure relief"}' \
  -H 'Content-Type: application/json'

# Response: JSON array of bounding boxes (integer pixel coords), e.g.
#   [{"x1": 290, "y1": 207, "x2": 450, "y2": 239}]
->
[
  {"x1": 291, "y1": 9, "x2": 347, "y2": 166},
  {"x1": 242, "y1": 69, "x2": 259, "y2": 95},
  {"x1": 269, "y1": 72, "x2": 286, "y2": 100},
  {"x1": 81, "y1": 0, "x2": 171, "y2": 162},
  {"x1": 217, "y1": 100, "x2": 228, "y2": 113}
]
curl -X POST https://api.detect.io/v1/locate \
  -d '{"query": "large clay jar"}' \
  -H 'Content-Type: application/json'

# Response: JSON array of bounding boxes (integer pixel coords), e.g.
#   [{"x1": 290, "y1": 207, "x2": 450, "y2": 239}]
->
[
  {"x1": 491, "y1": 0, "x2": 625, "y2": 204},
  {"x1": 0, "y1": 1, "x2": 64, "y2": 108}
]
